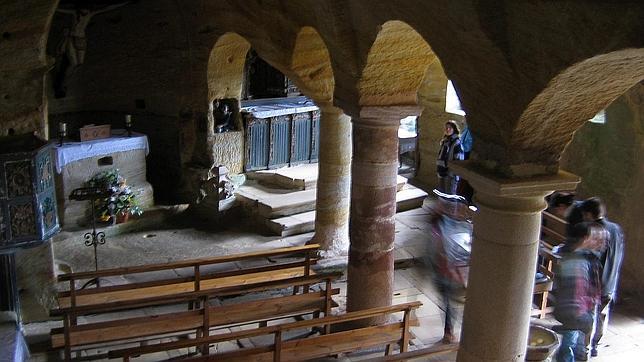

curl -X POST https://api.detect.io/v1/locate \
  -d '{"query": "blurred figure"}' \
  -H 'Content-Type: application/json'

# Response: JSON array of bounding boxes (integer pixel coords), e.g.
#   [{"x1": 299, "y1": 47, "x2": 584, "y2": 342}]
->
[
  {"x1": 554, "y1": 222, "x2": 605, "y2": 362},
  {"x1": 436, "y1": 120, "x2": 464, "y2": 194},
  {"x1": 424, "y1": 190, "x2": 473, "y2": 344},
  {"x1": 580, "y1": 198, "x2": 625, "y2": 357}
]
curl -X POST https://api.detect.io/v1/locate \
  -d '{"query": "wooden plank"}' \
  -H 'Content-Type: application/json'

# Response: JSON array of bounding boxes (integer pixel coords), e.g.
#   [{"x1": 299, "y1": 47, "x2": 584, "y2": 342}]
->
[
  {"x1": 110, "y1": 323, "x2": 282, "y2": 359},
  {"x1": 52, "y1": 288, "x2": 339, "y2": 348},
  {"x1": 366, "y1": 344, "x2": 458, "y2": 361},
  {"x1": 280, "y1": 323, "x2": 404, "y2": 362},
  {"x1": 57, "y1": 244, "x2": 320, "y2": 281},
  {"x1": 169, "y1": 323, "x2": 404, "y2": 362},
  {"x1": 542, "y1": 211, "x2": 568, "y2": 236},
  {"x1": 282, "y1": 323, "x2": 403, "y2": 361}
]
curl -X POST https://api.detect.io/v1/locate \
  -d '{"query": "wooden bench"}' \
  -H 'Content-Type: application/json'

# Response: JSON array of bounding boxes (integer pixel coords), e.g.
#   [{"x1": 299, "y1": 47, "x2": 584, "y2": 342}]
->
[
  {"x1": 53, "y1": 244, "x2": 320, "y2": 311},
  {"x1": 541, "y1": 210, "x2": 567, "y2": 249},
  {"x1": 50, "y1": 244, "x2": 323, "y2": 360},
  {"x1": 51, "y1": 272, "x2": 341, "y2": 361},
  {"x1": 108, "y1": 302, "x2": 423, "y2": 362}
]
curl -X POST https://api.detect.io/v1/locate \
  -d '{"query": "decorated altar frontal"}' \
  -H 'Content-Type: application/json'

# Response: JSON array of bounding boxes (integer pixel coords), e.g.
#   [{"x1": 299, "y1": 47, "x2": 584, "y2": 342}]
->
[{"x1": 53, "y1": 131, "x2": 154, "y2": 228}]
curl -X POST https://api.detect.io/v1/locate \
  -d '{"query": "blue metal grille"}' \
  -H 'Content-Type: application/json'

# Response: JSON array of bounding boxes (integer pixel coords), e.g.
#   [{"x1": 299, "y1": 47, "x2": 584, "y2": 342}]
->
[
  {"x1": 290, "y1": 112, "x2": 312, "y2": 165},
  {"x1": 244, "y1": 116, "x2": 269, "y2": 171},
  {"x1": 310, "y1": 111, "x2": 320, "y2": 162},
  {"x1": 268, "y1": 115, "x2": 291, "y2": 168}
]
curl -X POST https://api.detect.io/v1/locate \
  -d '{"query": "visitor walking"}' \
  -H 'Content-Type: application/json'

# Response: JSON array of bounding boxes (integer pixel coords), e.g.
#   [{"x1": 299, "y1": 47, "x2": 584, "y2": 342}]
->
[
  {"x1": 553, "y1": 222, "x2": 605, "y2": 362},
  {"x1": 580, "y1": 197, "x2": 625, "y2": 357}
]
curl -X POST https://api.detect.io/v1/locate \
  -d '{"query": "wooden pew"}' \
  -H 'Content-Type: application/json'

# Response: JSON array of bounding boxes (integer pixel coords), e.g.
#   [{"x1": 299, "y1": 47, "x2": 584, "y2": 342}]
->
[
  {"x1": 532, "y1": 247, "x2": 561, "y2": 319},
  {"x1": 532, "y1": 210, "x2": 567, "y2": 318},
  {"x1": 108, "y1": 302, "x2": 423, "y2": 362},
  {"x1": 540, "y1": 210, "x2": 567, "y2": 249},
  {"x1": 50, "y1": 244, "x2": 322, "y2": 360},
  {"x1": 53, "y1": 244, "x2": 320, "y2": 311},
  {"x1": 51, "y1": 272, "x2": 341, "y2": 361}
]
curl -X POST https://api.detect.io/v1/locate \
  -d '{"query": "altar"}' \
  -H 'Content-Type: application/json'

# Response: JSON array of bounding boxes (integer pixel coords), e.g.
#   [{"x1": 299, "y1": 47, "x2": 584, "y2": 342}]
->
[
  {"x1": 53, "y1": 131, "x2": 154, "y2": 227},
  {"x1": 241, "y1": 96, "x2": 320, "y2": 171}
]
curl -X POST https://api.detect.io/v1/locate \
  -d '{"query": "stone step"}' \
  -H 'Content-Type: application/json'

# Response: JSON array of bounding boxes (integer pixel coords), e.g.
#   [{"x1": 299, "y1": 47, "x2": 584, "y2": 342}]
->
[
  {"x1": 396, "y1": 187, "x2": 429, "y2": 212},
  {"x1": 257, "y1": 189, "x2": 317, "y2": 218},
  {"x1": 266, "y1": 185, "x2": 428, "y2": 237},
  {"x1": 266, "y1": 211, "x2": 316, "y2": 237},
  {"x1": 246, "y1": 164, "x2": 319, "y2": 190},
  {"x1": 239, "y1": 176, "x2": 410, "y2": 219}
]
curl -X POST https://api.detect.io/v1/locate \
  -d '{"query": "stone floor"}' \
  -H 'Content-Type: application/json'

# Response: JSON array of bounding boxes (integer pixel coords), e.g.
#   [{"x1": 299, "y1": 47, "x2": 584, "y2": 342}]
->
[{"x1": 21, "y1": 206, "x2": 644, "y2": 361}]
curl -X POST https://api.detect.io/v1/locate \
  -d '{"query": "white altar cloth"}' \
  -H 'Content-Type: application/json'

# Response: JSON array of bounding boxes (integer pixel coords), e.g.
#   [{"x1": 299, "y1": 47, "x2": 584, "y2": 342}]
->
[
  {"x1": 240, "y1": 96, "x2": 318, "y2": 118},
  {"x1": 54, "y1": 131, "x2": 149, "y2": 173}
]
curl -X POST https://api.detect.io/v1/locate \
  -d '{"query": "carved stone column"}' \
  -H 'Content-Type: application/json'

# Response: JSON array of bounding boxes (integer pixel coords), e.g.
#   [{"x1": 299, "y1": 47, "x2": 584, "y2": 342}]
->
[
  {"x1": 451, "y1": 163, "x2": 579, "y2": 362},
  {"x1": 309, "y1": 106, "x2": 352, "y2": 256},
  {"x1": 346, "y1": 106, "x2": 421, "y2": 323}
]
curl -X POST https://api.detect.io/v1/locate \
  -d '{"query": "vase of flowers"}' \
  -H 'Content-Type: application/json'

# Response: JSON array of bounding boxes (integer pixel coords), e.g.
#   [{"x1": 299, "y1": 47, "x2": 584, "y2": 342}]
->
[{"x1": 87, "y1": 169, "x2": 144, "y2": 224}]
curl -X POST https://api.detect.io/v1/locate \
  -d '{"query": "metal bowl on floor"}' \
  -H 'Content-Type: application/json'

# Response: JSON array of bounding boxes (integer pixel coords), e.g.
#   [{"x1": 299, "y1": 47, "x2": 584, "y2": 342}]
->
[{"x1": 526, "y1": 324, "x2": 559, "y2": 361}]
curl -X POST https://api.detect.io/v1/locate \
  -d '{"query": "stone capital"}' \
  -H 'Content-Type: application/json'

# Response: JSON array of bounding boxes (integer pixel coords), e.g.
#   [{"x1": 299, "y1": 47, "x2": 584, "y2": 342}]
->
[
  {"x1": 317, "y1": 103, "x2": 343, "y2": 115},
  {"x1": 450, "y1": 161, "x2": 580, "y2": 198}
]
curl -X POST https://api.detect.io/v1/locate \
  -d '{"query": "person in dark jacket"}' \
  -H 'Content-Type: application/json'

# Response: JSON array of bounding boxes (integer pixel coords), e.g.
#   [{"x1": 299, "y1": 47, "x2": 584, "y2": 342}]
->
[
  {"x1": 436, "y1": 120, "x2": 464, "y2": 195},
  {"x1": 580, "y1": 197, "x2": 625, "y2": 357},
  {"x1": 554, "y1": 222, "x2": 605, "y2": 362}
]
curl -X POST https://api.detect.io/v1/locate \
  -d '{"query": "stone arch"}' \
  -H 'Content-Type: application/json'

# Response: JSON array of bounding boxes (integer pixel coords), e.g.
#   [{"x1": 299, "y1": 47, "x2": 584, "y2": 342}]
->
[
  {"x1": 195, "y1": 32, "x2": 251, "y2": 173},
  {"x1": 290, "y1": 26, "x2": 335, "y2": 106},
  {"x1": 290, "y1": 26, "x2": 350, "y2": 256},
  {"x1": 358, "y1": 20, "x2": 451, "y2": 188},
  {"x1": 359, "y1": 20, "x2": 436, "y2": 107},
  {"x1": 510, "y1": 48, "x2": 644, "y2": 171},
  {"x1": 207, "y1": 32, "x2": 251, "y2": 106}
]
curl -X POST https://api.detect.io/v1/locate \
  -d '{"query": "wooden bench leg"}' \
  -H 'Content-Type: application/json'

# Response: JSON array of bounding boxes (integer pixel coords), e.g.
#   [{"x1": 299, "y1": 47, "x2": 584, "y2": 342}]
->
[{"x1": 539, "y1": 290, "x2": 549, "y2": 319}]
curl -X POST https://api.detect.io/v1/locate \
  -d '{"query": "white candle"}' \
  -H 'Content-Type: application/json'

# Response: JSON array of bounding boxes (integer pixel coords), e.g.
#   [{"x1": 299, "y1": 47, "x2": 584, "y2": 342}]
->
[
  {"x1": 59, "y1": 122, "x2": 67, "y2": 133},
  {"x1": 125, "y1": 115, "x2": 132, "y2": 127}
]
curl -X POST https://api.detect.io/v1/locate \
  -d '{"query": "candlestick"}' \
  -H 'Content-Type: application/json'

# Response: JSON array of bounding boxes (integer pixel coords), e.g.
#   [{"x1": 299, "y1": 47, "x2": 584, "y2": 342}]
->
[
  {"x1": 58, "y1": 122, "x2": 67, "y2": 146},
  {"x1": 125, "y1": 115, "x2": 132, "y2": 137}
]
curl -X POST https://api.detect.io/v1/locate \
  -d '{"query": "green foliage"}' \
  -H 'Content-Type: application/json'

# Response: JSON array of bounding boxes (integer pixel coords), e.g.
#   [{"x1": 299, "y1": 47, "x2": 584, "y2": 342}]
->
[{"x1": 88, "y1": 169, "x2": 144, "y2": 221}]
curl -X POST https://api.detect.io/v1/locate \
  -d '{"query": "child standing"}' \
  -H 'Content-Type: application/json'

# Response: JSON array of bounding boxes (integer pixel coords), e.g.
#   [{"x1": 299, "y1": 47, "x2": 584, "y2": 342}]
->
[{"x1": 553, "y1": 222, "x2": 605, "y2": 361}]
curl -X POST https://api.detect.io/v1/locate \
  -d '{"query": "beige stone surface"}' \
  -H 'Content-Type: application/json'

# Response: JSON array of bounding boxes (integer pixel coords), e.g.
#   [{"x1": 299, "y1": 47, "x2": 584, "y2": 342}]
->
[
  {"x1": 210, "y1": 131, "x2": 244, "y2": 174},
  {"x1": 15, "y1": 242, "x2": 56, "y2": 322}
]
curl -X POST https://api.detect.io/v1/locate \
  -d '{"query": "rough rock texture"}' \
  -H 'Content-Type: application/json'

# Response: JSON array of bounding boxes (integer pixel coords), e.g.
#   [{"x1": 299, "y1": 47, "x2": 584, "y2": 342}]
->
[
  {"x1": 415, "y1": 59, "x2": 451, "y2": 189},
  {"x1": 210, "y1": 131, "x2": 244, "y2": 174},
  {"x1": 0, "y1": 0, "x2": 55, "y2": 138},
  {"x1": 560, "y1": 82, "x2": 644, "y2": 300},
  {"x1": 15, "y1": 242, "x2": 56, "y2": 322}
]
